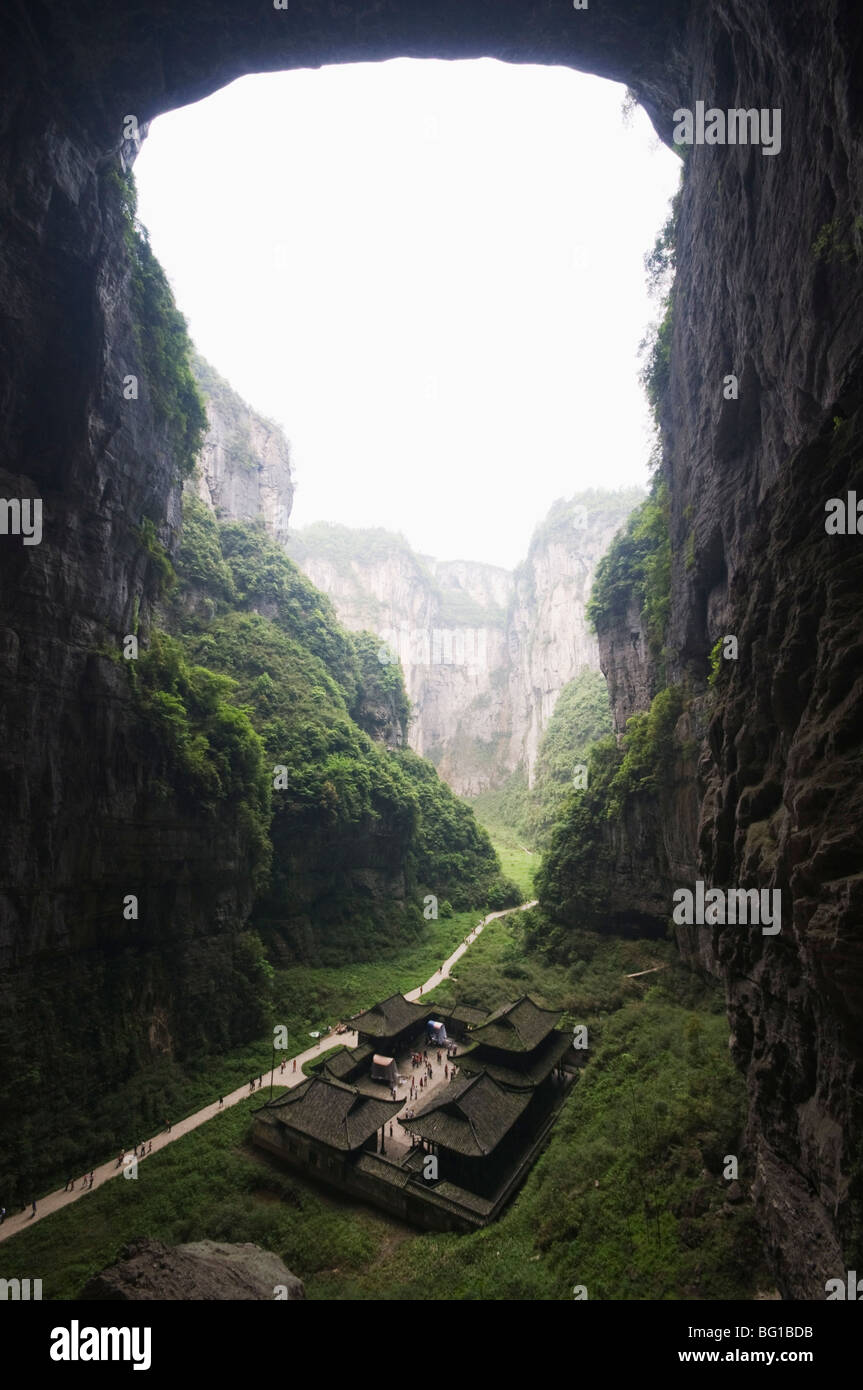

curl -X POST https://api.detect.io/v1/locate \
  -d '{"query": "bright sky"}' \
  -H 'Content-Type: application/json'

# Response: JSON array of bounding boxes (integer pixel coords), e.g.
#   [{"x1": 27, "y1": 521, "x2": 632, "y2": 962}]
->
[{"x1": 134, "y1": 59, "x2": 680, "y2": 569}]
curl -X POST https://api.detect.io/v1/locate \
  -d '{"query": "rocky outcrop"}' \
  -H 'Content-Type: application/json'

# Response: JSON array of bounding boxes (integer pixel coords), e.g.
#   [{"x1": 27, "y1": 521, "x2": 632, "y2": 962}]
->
[
  {"x1": 190, "y1": 355, "x2": 294, "y2": 532},
  {"x1": 290, "y1": 495, "x2": 639, "y2": 796},
  {"x1": 81, "y1": 1239, "x2": 305, "y2": 1300},
  {"x1": 2, "y1": 0, "x2": 863, "y2": 1296}
]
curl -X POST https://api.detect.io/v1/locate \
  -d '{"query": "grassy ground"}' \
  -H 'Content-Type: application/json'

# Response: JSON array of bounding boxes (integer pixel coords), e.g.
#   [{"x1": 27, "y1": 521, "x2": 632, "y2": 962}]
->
[
  {"x1": 481, "y1": 824, "x2": 537, "y2": 899},
  {"x1": 1, "y1": 911, "x2": 770, "y2": 1301},
  {"x1": 12, "y1": 910, "x2": 487, "y2": 1208}
]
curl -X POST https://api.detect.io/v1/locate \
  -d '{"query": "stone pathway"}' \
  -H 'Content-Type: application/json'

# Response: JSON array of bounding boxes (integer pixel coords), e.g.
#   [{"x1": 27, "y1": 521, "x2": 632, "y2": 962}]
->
[{"x1": 0, "y1": 900, "x2": 536, "y2": 1246}]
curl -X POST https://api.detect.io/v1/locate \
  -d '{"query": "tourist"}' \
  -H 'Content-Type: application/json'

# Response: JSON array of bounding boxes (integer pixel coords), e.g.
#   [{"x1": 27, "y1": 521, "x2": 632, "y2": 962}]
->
[
  {"x1": 64, "y1": 1177, "x2": 73, "y2": 1191},
  {"x1": 133, "y1": 1143, "x2": 138, "y2": 1157},
  {"x1": 389, "y1": 1125, "x2": 393, "y2": 1138},
  {"x1": 249, "y1": 1078, "x2": 254, "y2": 1090},
  {"x1": 80, "y1": 1174, "x2": 87, "y2": 1190},
  {"x1": 29, "y1": 1199, "x2": 36, "y2": 1218},
  {"x1": 258, "y1": 1075, "x2": 262, "y2": 1086},
  {"x1": 116, "y1": 1152, "x2": 123, "y2": 1168},
  {"x1": 0, "y1": 1207, "x2": 5, "y2": 1225},
  {"x1": 88, "y1": 1171, "x2": 94, "y2": 1189},
  {"x1": 148, "y1": 1141, "x2": 152, "y2": 1154},
  {"x1": 219, "y1": 1096, "x2": 224, "y2": 1107},
  {"x1": 445, "y1": 1064, "x2": 448, "y2": 1079},
  {"x1": 292, "y1": 1058, "x2": 297, "y2": 1073}
]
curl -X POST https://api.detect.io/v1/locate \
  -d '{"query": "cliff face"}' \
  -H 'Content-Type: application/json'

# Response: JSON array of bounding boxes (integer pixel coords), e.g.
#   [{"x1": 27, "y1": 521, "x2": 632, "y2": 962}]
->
[
  {"x1": 290, "y1": 496, "x2": 639, "y2": 797},
  {"x1": 189, "y1": 356, "x2": 294, "y2": 532},
  {"x1": 2, "y1": 0, "x2": 863, "y2": 1295}
]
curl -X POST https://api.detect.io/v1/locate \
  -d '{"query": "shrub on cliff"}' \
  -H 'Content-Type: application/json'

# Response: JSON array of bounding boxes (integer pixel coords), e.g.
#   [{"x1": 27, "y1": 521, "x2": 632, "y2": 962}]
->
[{"x1": 586, "y1": 474, "x2": 670, "y2": 662}]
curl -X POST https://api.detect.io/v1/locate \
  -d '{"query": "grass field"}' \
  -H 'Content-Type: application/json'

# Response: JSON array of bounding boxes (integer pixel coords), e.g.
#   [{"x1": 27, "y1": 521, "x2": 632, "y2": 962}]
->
[
  {"x1": 0, "y1": 904, "x2": 769, "y2": 1302},
  {"x1": 480, "y1": 822, "x2": 537, "y2": 898}
]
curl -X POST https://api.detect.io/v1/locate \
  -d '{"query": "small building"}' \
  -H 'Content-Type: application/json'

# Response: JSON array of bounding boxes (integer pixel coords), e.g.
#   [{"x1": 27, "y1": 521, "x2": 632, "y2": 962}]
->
[
  {"x1": 398, "y1": 1071, "x2": 535, "y2": 1197},
  {"x1": 434, "y1": 1002, "x2": 487, "y2": 1040},
  {"x1": 351, "y1": 993, "x2": 431, "y2": 1052},
  {"x1": 252, "y1": 1075, "x2": 402, "y2": 1180},
  {"x1": 457, "y1": 995, "x2": 573, "y2": 1090},
  {"x1": 324, "y1": 1043, "x2": 373, "y2": 1084}
]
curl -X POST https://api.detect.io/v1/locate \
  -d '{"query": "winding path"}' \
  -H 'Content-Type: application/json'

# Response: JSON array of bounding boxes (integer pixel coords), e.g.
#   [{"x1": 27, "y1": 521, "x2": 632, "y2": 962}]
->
[{"x1": 0, "y1": 900, "x2": 536, "y2": 1246}]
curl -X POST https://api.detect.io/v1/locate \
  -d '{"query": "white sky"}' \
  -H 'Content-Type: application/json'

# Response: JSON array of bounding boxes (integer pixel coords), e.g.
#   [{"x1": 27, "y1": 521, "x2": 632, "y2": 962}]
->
[{"x1": 134, "y1": 59, "x2": 680, "y2": 569}]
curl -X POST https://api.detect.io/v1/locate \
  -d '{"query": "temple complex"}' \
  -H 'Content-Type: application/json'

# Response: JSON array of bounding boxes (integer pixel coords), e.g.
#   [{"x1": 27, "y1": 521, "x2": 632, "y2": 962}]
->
[{"x1": 252, "y1": 991, "x2": 575, "y2": 1231}]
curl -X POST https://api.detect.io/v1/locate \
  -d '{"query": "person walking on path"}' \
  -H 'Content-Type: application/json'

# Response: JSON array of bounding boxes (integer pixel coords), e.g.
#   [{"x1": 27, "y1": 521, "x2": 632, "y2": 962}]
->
[
  {"x1": 0, "y1": 1207, "x2": 5, "y2": 1225},
  {"x1": 89, "y1": 1172, "x2": 94, "y2": 1189},
  {"x1": 147, "y1": 1141, "x2": 152, "y2": 1154},
  {"x1": 29, "y1": 1199, "x2": 36, "y2": 1218},
  {"x1": 219, "y1": 1096, "x2": 224, "y2": 1107},
  {"x1": 64, "y1": 1177, "x2": 73, "y2": 1191},
  {"x1": 292, "y1": 1058, "x2": 297, "y2": 1073},
  {"x1": 445, "y1": 1064, "x2": 449, "y2": 1079}
]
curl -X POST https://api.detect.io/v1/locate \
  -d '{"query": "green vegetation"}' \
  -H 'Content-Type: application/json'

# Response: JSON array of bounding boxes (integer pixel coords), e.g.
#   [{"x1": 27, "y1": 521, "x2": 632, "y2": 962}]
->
[
  {"x1": 708, "y1": 636, "x2": 723, "y2": 686},
  {"x1": 393, "y1": 748, "x2": 519, "y2": 912},
  {"x1": 2, "y1": 913, "x2": 768, "y2": 1302},
  {"x1": 586, "y1": 474, "x2": 671, "y2": 662},
  {"x1": 102, "y1": 166, "x2": 206, "y2": 480},
  {"x1": 132, "y1": 630, "x2": 271, "y2": 875},
  {"x1": 350, "y1": 629, "x2": 411, "y2": 744},
  {"x1": 157, "y1": 503, "x2": 515, "y2": 963},
  {"x1": 137, "y1": 517, "x2": 176, "y2": 597},
  {"x1": 534, "y1": 685, "x2": 683, "y2": 947},
  {"x1": 471, "y1": 669, "x2": 614, "y2": 851},
  {"x1": 639, "y1": 182, "x2": 681, "y2": 432},
  {"x1": 811, "y1": 216, "x2": 863, "y2": 265},
  {"x1": 474, "y1": 822, "x2": 537, "y2": 899}
]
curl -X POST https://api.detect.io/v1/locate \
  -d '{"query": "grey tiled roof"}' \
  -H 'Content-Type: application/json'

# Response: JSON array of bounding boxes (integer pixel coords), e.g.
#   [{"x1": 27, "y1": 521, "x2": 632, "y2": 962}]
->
[
  {"x1": 352, "y1": 993, "x2": 430, "y2": 1038},
  {"x1": 465, "y1": 995, "x2": 562, "y2": 1053},
  {"x1": 398, "y1": 1071, "x2": 532, "y2": 1157},
  {"x1": 259, "y1": 1076, "x2": 401, "y2": 1151}
]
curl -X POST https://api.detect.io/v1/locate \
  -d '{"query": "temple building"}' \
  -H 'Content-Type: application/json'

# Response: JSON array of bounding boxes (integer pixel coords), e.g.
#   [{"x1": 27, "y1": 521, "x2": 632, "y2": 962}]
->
[
  {"x1": 252, "y1": 990, "x2": 575, "y2": 1232},
  {"x1": 351, "y1": 993, "x2": 431, "y2": 1052},
  {"x1": 456, "y1": 995, "x2": 573, "y2": 1090},
  {"x1": 252, "y1": 1075, "x2": 402, "y2": 1178},
  {"x1": 397, "y1": 1071, "x2": 536, "y2": 1197}
]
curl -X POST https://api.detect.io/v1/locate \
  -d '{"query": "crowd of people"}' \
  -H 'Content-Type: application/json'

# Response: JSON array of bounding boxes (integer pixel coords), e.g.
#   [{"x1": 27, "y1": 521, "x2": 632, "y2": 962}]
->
[{"x1": 403, "y1": 1042, "x2": 460, "y2": 1105}]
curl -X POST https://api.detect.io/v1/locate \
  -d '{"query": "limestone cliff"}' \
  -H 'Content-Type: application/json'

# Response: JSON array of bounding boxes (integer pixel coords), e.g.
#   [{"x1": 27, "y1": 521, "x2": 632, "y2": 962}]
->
[
  {"x1": 2, "y1": 0, "x2": 863, "y2": 1297},
  {"x1": 289, "y1": 493, "x2": 641, "y2": 797},
  {"x1": 189, "y1": 354, "x2": 294, "y2": 533}
]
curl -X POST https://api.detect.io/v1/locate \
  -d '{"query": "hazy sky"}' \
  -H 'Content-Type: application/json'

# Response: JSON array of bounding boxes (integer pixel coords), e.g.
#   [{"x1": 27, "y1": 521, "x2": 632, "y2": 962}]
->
[{"x1": 134, "y1": 59, "x2": 680, "y2": 569}]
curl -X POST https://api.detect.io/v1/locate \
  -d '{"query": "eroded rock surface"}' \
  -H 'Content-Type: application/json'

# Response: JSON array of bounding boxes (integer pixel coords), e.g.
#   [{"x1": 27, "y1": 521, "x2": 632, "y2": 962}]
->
[{"x1": 81, "y1": 1238, "x2": 305, "y2": 1301}]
